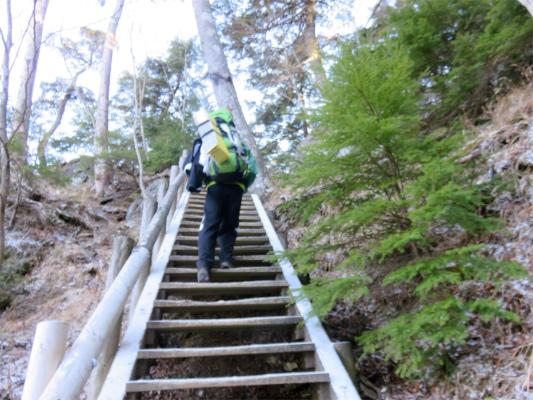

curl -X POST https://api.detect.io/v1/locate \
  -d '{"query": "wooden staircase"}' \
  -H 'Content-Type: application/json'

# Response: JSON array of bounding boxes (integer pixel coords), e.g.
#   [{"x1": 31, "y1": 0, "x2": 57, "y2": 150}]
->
[{"x1": 99, "y1": 191, "x2": 360, "y2": 400}]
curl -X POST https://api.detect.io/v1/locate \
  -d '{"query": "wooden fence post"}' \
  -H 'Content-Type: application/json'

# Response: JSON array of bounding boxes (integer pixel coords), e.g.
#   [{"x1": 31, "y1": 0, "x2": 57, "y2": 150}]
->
[
  {"x1": 176, "y1": 150, "x2": 189, "y2": 209},
  {"x1": 333, "y1": 342, "x2": 357, "y2": 384},
  {"x1": 21, "y1": 320, "x2": 70, "y2": 400},
  {"x1": 130, "y1": 196, "x2": 156, "y2": 321},
  {"x1": 153, "y1": 180, "x2": 168, "y2": 263},
  {"x1": 39, "y1": 172, "x2": 186, "y2": 400},
  {"x1": 87, "y1": 237, "x2": 134, "y2": 400},
  {"x1": 167, "y1": 165, "x2": 179, "y2": 227}
]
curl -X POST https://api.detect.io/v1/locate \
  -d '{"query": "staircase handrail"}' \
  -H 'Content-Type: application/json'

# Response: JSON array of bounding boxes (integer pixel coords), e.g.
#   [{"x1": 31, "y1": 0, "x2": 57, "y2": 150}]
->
[{"x1": 39, "y1": 169, "x2": 187, "y2": 400}]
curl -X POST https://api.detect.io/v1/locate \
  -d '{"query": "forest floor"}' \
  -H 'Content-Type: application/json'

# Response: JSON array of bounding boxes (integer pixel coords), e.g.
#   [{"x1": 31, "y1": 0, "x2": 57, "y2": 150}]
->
[
  {"x1": 1, "y1": 83, "x2": 533, "y2": 399},
  {"x1": 0, "y1": 167, "x2": 143, "y2": 399}
]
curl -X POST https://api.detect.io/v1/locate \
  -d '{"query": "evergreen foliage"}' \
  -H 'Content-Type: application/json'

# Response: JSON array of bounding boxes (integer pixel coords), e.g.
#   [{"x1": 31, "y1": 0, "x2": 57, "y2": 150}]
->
[
  {"x1": 218, "y1": 0, "x2": 342, "y2": 164},
  {"x1": 379, "y1": 0, "x2": 533, "y2": 125},
  {"x1": 276, "y1": 36, "x2": 527, "y2": 379}
]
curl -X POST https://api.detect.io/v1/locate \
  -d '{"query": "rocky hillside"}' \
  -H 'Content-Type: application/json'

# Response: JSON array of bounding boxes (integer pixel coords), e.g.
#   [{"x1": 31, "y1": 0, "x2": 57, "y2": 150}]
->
[
  {"x1": 0, "y1": 164, "x2": 168, "y2": 399},
  {"x1": 1, "y1": 84, "x2": 532, "y2": 400},
  {"x1": 266, "y1": 82, "x2": 533, "y2": 400}
]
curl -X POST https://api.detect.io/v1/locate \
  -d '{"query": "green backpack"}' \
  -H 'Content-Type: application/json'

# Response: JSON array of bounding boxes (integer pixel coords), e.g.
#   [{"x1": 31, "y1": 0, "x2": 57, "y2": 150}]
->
[{"x1": 207, "y1": 109, "x2": 254, "y2": 187}]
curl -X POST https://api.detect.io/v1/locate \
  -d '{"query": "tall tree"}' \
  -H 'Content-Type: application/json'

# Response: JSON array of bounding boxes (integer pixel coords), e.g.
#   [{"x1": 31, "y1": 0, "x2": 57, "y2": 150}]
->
[
  {"x1": 218, "y1": 0, "x2": 342, "y2": 164},
  {"x1": 112, "y1": 38, "x2": 202, "y2": 173},
  {"x1": 0, "y1": 0, "x2": 14, "y2": 268},
  {"x1": 94, "y1": 0, "x2": 125, "y2": 197},
  {"x1": 11, "y1": 0, "x2": 50, "y2": 163},
  {"x1": 224, "y1": 0, "x2": 327, "y2": 90},
  {"x1": 192, "y1": 0, "x2": 269, "y2": 195},
  {"x1": 37, "y1": 28, "x2": 105, "y2": 165}
]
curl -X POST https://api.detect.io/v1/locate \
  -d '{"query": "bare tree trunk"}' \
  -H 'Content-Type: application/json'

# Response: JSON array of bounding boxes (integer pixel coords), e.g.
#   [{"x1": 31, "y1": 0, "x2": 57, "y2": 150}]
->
[
  {"x1": 11, "y1": 0, "x2": 50, "y2": 163},
  {"x1": 192, "y1": 0, "x2": 269, "y2": 196},
  {"x1": 38, "y1": 84, "x2": 75, "y2": 165},
  {"x1": 94, "y1": 0, "x2": 125, "y2": 197},
  {"x1": 302, "y1": 0, "x2": 326, "y2": 91},
  {"x1": 0, "y1": 0, "x2": 13, "y2": 269},
  {"x1": 518, "y1": 0, "x2": 533, "y2": 17}
]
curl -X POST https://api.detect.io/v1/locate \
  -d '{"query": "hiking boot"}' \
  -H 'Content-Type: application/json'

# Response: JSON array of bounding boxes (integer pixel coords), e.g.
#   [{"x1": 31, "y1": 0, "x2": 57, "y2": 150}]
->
[
  {"x1": 197, "y1": 267, "x2": 210, "y2": 283},
  {"x1": 220, "y1": 261, "x2": 233, "y2": 269}
]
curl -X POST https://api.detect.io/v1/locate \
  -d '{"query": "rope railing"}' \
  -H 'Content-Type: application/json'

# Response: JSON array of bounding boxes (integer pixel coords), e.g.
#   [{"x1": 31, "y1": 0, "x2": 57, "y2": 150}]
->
[{"x1": 22, "y1": 152, "x2": 189, "y2": 400}]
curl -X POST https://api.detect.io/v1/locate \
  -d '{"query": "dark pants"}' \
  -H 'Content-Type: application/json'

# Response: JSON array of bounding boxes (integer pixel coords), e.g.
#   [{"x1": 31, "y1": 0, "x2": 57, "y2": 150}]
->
[{"x1": 197, "y1": 184, "x2": 243, "y2": 271}]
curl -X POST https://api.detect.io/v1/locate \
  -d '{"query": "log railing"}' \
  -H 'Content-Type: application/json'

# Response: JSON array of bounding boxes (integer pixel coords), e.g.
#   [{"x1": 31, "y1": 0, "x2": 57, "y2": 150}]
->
[{"x1": 22, "y1": 151, "x2": 189, "y2": 400}]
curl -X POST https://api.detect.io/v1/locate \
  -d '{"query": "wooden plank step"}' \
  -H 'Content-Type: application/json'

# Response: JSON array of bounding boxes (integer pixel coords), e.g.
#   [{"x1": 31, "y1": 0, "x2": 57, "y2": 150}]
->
[
  {"x1": 137, "y1": 342, "x2": 315, "y2": 359},
  {"x1": 187, "y1": 204, "x2": 257, "y2": 211},
  {"x1": 165, "y1": 266, "x2": 281, "y2": 273},
  {"x1": 179, "y1": 221, "x2": 264, "y2": 228},
  {"x1": 187, "y1": 202, "x2": 256, "y2": 209},
  {"x1": 153, "y1": 296, "x2": 290, "y2": 312},
  {"x1": 184, "y1": 214, "x2": 261, "y2": 222},
  {"x1": 174, "y1": 236, "x2": 270, "y2": 245},
  {"x1": 164, "y1": 267, "x2": 282, "y2": 280},
  {"x1": 189, "y1": 194, "x2": 253, "y2": 199},
  {"x1": 185, "y1": 208, "x2": 258, "y2": 215},
  {"x1": 178, "y1": 228, "x2": 266, "y2": 236},
  {"x1": 146, "y1": 316, "x2": 303, "y2": 332},
  {"x1": 170, "y1": 255, "x2": 272, "y2": 266},
  {"x1": 127, "y1": 372, "x2": 329, "y2": 392},
  {"x1": 188, "y1": 197, "x2": 254, "y2": 203},
  {"x1": 159, "y1": 280, "x2": 287, "y2": 295},
  {"x1": 172, "y1": 245, "x2": 272, "y2": 255}
]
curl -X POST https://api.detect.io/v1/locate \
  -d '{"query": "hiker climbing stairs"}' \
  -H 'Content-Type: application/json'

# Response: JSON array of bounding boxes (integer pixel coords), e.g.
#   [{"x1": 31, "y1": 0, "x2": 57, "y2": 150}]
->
[{"x1": 35, "y1": 181, "x2": 359, "y2": 400}]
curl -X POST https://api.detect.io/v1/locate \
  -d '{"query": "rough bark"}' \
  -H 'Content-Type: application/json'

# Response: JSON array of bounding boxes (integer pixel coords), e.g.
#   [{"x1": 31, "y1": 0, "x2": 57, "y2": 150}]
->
[
  {"x1": 518, "y1": 0, "x2": 533, "y2": 17},
  {"x1": 94, "y1": 0, "x2": 125, "y2": 196},
  {"x1": 192, "y1": 0, "x2": 269, "y2": 196},
  {"x1": 302, "y1": 0, "x2": 326, "y2": 91},
  {"x1": 11, "y1": 0, "x2": 50, "y2": 162}
]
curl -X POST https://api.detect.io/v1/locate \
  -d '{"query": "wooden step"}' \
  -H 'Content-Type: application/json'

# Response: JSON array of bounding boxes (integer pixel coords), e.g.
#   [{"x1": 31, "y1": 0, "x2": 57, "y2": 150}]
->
[
  {"x1": 170, "y1": 255, "x2": 272, "y2": 266},
  {"x1": 159, "y1": 280, "x2": 287, "y2": 295},
  {"x1": 174, "y1": 235, "x2": 270, "y2": 246},
  {"x1": 172, "y1": 245, "x2": 272, "y2": 255},
  {"x1": 189, "y1": 193, "x2": 253, "y2": 199},
  {"x1": 164, "y1": 267, "x2": 282, "y2": 281},
  {"x1": 179, "y1": 221, "x2": 264, "y2": 229},
  {"x1": 153, "y1": 296, "x2": 290, "y2": 312},
  {"x1": 187, "y1": 202, "x2": 256, "y2": 209},
  {"x1": 146, "y1": 316, "x2": 303, "y2": 332},
  {"x1": 185, "y1": 208, "x2": 258, "y2": 215},
  {"x1": 184, "y1": 214, "x2": 261, "y2": 222},
  {"x1": 186, "y1": 204, "x2": 257, "y2": 211},
  {"x1": 137, "y1": 342, "x2": 315, "y2": 359},
  {"x1": 188, "y1": 197, "x2": 254, "y2": 204},
  {"x1": 126, "y1": 372, "x2": 329, "y2": 392},
  {"x1": 178, "y1": 228, "x2": 267, "y2": 236}
]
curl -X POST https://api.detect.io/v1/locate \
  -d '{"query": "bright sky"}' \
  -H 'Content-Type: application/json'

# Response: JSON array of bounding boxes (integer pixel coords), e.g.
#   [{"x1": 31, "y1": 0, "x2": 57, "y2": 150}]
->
[
  {"x1": 28, "y1": 0, "x2": 197, "y2": 97},
  {"x1": 5, "y1": 0, "x2": 379, "y2": 156},
  {"x1": 8, "y1": 0, "x2": 378, "y2": 98}
]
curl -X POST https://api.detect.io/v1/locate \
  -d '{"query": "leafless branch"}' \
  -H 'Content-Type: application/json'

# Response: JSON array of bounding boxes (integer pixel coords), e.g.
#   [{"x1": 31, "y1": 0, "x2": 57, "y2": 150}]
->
[{"x1": 130, "y1": 28, "x2": 150, "y2": 201}]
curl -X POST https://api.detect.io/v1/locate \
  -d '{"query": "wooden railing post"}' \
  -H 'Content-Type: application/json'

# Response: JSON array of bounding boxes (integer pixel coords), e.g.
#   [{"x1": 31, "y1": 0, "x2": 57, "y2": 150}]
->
[
  {"x1": 21, "y1": 320, "x2": 70, "y2": 400},
  {"x1": 176, "y1": 150, "x2": 189, "y2": 211},
  {"x1": 87, "y1": 237, "x2": 134, "y2": 400},
  {"x1": 130, "y1": 195, "x2": 156, "y2": 319},
  {"x1": 39, "y1": 170, "x2": 186, "y2": 400},
  {"x1": 167, "y1": 165, "x2": 179, "y2": 227},
  {"x1": 153, "y1": 179, "x2": 168, "y2": 262}
]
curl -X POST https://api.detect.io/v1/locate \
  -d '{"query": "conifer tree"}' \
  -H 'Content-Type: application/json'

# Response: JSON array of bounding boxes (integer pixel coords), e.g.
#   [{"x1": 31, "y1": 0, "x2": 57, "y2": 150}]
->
[{"x1": 277, "y1": 39, "x2": 526, "y2": 379}]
